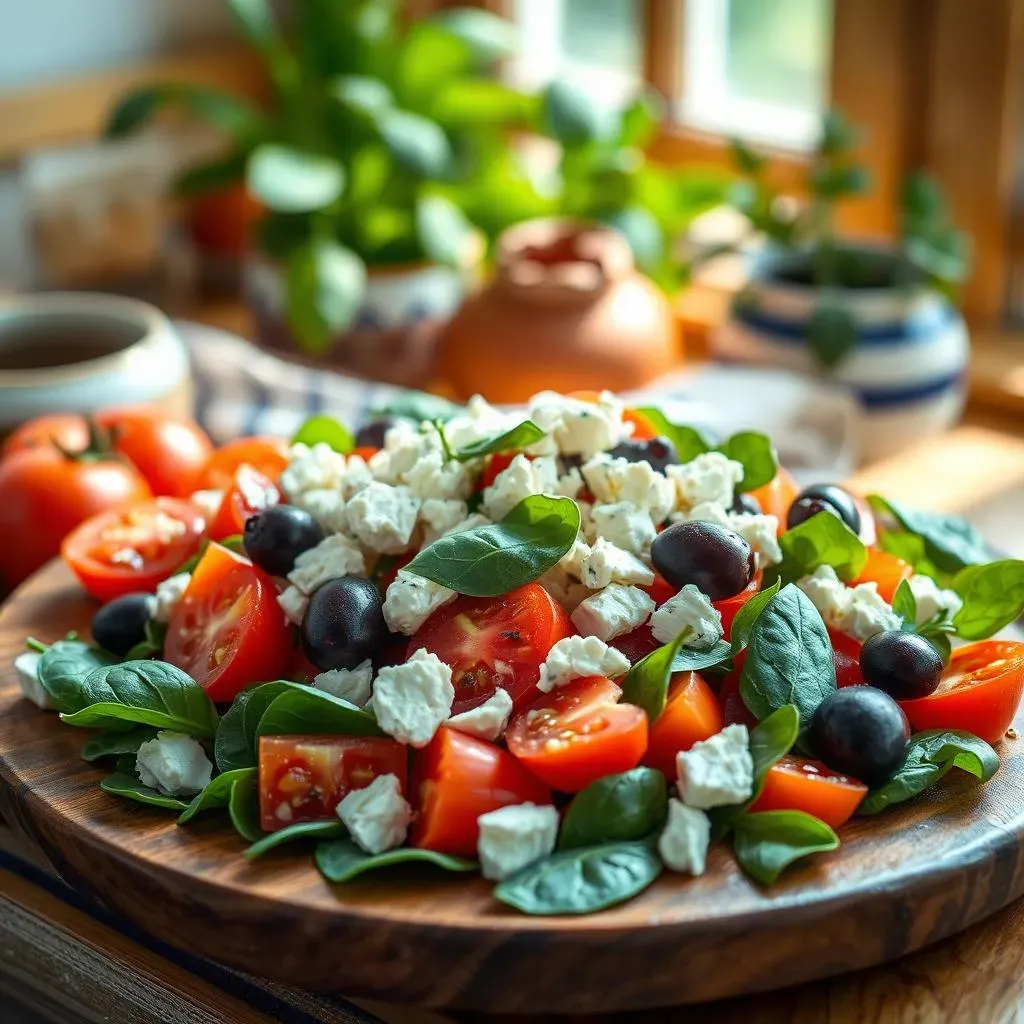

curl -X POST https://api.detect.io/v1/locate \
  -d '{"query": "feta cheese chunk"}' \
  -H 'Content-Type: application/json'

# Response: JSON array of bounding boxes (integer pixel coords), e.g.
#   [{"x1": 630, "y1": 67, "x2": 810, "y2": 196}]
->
[
  {"x1": 372, "y1": 648, "x2": 454, "y2": 747},
  {"x1": 447, "y1": 688, "x2": 514, "y2": 741},
  {"x1": 314, "y1": 660, "x2": 373, "y2": 706},
  {"x1": 336, "y1": 774, "x2": 412, "y2": 855},
  {"x1": 152, "y1": 573, "x2": 191, "y2": 623},
  {"x1": 280, "y1": 442, "x2": 347, "y2": 497},
  {"x1": 676, "y1": 724, "x2": 754, "y2": 809},
  {"x1": 572, "y1": 584, "x2": 655, "y2": 642},
  {"x1": 581, "y1": 454, "x2": 676, "y2": 524},
  {"x1": 344, "y1": 482, "x2": 420, "y2": 554},
  {"x1": 383, "y1": 569, "x2": 457, "y2": 635},
  {"x1": 537, "y1": 635, "x2": 630, "y2": 693},
  {"x1": 658, "y1": 799, "x2": 711, "y2": 875},
  {"x1": 590, "y1": 501, "x2": 657, "y2": 557},
  {"x1": 559, "y1": 534, "x2": 593, "y2": 579},
  {"x1": 135, "y1": 731, "x2": 213, "y2": 797},
  {"x1": 649, "y1": 584, "x2": 724, "y2": 647},
  {"x1": 908, "y1": 573, "x2": 963, "y2": 625},
  {"x1": 287, "y1": 534, "x2": 366, "y2": 594},
  {"x1": 667, "y1": 452, "x2": 744, "y2": 511},
  {"x1": 477, "y1": 802, "x2": 559, "y2": 881},
  {"x1": 277, "y1": 585, "x2": 309, "y2": 626},
  {"x1": 797, "y1": 565, "x2": 902, "y2": 641},
  {"x1": 528, "y1": 390, "x2": 628, "y2": 459},
  {"x1": 292, "y1": 488, "x2": 348, "y2": 535},
  {"x1": 402, "y1": 450, "x2": 472, "y2": 502},
  {"x1": 480, "y1": 453, "x2": 558, "y2": 522},
  {"x1": 444, "y1": 394, "x2": 516, "y2": 449},
  {"x1": 580, "y1": 537, "x2": 655, "y2": 589},
  {"x1": 419, "y1": 498, "x2": 469, "y2": 546},
  {"x1": 15, "y1": 651, "x2": 52, "y2": 710}
]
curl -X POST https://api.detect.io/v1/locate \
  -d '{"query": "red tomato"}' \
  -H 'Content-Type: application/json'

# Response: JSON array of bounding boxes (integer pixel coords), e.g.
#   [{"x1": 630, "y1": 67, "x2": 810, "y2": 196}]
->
[
  {"x1": 749, "y1": 467, "x2": 799, "y2": 525},
  {"x1": 207, "y1": 464, "x2": 280, "y2": 540},
  {"x1": 411, "y1": 583, "x2": 572, "y2": 715},
  {"x1": 751, "y1": 756, "x2": 867, "y2": 828},
  {"x1": 715, "y1": 574, "x2": 762, "y2": 640},
  {"x1": 0, "y1": 414, "x2": 89, "y2": 457},
  {"x1": 410, "y1": 728, "x2": 552, "y2": 857},
  {"x1": 258, "y1": 735, "x2": 407, "y2": 833},
  {"x1": 852, "y1": 549, "x2": 912, "y2": 603},
  {"x1": 351, "y1": 446, "x2": 379, "y2": 461},
  {"x1": 610, "y1": 623, "x2": 661, "y2": 664},
  {"x1": 718, "y1": 654, "x2": 759, "y2": 729},
  {"x1": 62, "y1": 498, "x2": 204, "y2": 602},
  {"x1": 165, "y1": 542, "x2": 292, "y2": 702},
  {"x1": 643, "y1": 572, "x2": 677, "y2": 607},
  {"x1": 644, "y1": 671, "x2": 724, "y2": 777},
  {"x1": 479, "y1": 450, "x2": 525, "y2": 491},
  {"x1": 200, "y1": 436, "x2": 289, "y2": 490},
  {"x1": 506, "y1": 676, "x2": 648, "y2": 793},
  {"x1": 829, "y1": 628, "x2": 865, "y2": 688},
  {"x1": 900, "y1": 640, "x2": 1024, "y2": 744},
  {"x1": 624, "y1": 407, "x2": 659, "y2": 441}
]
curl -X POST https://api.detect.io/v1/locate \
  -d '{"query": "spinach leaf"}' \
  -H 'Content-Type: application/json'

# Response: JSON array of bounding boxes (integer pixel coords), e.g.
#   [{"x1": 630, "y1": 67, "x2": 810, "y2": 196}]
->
[
  {"x1": 951, "y1": 559, "x2": 1024, "y2": 640},
  {"x1": 58, "y1": 661, "x2": 220, "y2": 740},
  {"x1": 620, "y1": 629, "x2": 691, "y2": 723},
  {"x1": 124, "y1": 619, "x2": 168, "y2": 662},
  {"x1": 255, "y1": 684, "x2": 383, "y2": 739},
  {"x1": 632, "y1": 407, "x2": 713, "y2": 463},
  {"x1": 858, "y1": 730, "x2": 999, "y2": 815},
  {"x1": 733, "y1": 810, "x2": 839, "y2": 885},
  {"x1": 36, "y1": 641, "x2": 118, "y2": 714},
  {"x1": 920, "y1": 627, "x2": 953, "y2": 664},
  {"x1": 316, "y1": 839, "x2": 477, "y2": 882},
  {"x1": 669, "y1": 638, "x2": 732, "y2": 672},
  {"x1": 228, "y1": 771, "x2": 265, "y2": 842},
  {"x1": 729, "y1": 578, "x2": 782, "y2": 653},
  {"x1": 371, "y1": 391, "x2": 464, "y2": 424},
  {"x1": 241, "y1": 680, "x2": 295, "y2": 755},
  {"x1": 719, "y1": 431, "x2": 778, "y2": 492},
  {"x1": 292, "y1": 414, "x2": 354, "y2": 453},
  {"x1": 494, "y1": 841, "x2": 662, "y2": 915},
  {"x1": 404, "y1": 494, "x2": 581, "y2": 597},
  {"x1": 868, "y1": 496, "x2": 989, "y2": 573},
  {"x1": 81, "y1": 726, "x2": 158, "y2": 763},
  {"x1": 559, "y1": 768, "x2": 668, "y2": 850},
  {"x1": 453, "y1": 420, "x2": 546, "y2": 461},
  {"x1": 892, "y1": 578, "x2": 918, "y2": 626},
  {"x1": 215, "y1": 690, "x2": 256, "y2": 772},
  {"x1": 245, "y1": 821, "x2": 345, "y2": 860},
  {"x1": 100, "y1": 771, "x2": 189, "y2": 812},
  {"x1": 177, "y1": 767, "x2": 258, "y2": 825},
  {"x1": 771, "y1": 511, "x2": 868, "y2": 584},
  {"x1": 740, "y1": 585, "x2": 836, "y2": 723}
]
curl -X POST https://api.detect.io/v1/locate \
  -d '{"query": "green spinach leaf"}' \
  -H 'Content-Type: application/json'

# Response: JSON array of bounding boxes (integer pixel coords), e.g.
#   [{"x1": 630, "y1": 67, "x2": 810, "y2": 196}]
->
[
  {"x1": 453, "y1": 420, "x2": 546, "y2": 461},
  {"x1": 100, "y1": 771, "x2": 189, "y2": 812},
  {"x1": 669, "y1": 638, "x2": 732, "y2": 672},
  {"x1": 241, "y1": 680, "x2": 295, "y2": 755},
  {"x1": 36, "y1": 641, "x2": 118, "y2": 714},
  {"x1": 228, "y1": 771, "x2": 265, "y2": 842},
  {"x1": 719, "y1": 431, "x2": 778, "y2": 492},
  {"x1": 732, "y1": 810, "x2": 839, "y2": 885},
  {"x1": 631, "y1": 407, "x2": 713, "y2": 463},
  {"x1": 892, "y1": 578, "x2": 918, "y2": 627},
  {"x1": 771, "y1": 511, "x2": 868, "y2": 584},
  {"x1": 81, "y1": 726, "x2": 158, "y2": 763},
  {"x1": 868, "y1": 496, "x2": 989, "y2": 573},
  {"x1": 255, "y1": 684, "x2": 383, "y2": 738},
  {"x1": 315, "y1": 839, "x2": 477, "y2": 882},
  {"x1": 621, "y1": 629, "x2": 691, "y2": 723},
  {"x1": 729, "y1": 578, "x2": 782, "y2": 653},
  {"x1": 215, "y1": 689, "x2": 256, "y2": 772},
  {"x1": 177, "y1": 767, "x2": 258, "y2": 825},
  {"x1": 245, "y1": 821, "x2": 345, "y2": 860},
  {"x1": 951, "y1": 559, "x2": 1024, "y2": 640},
  {"x1": 292, "y1": 414, "x2": 355, "y2": 454},
  {"x1": 559, "y1": 768, "x2": 668, "y2": 850}
]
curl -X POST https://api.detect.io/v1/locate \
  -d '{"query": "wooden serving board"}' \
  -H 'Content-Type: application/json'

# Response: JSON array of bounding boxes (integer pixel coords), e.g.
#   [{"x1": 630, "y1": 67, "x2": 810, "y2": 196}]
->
[{"x1": 1, "y1": 561, "x2": 1022, "y2": 1015}]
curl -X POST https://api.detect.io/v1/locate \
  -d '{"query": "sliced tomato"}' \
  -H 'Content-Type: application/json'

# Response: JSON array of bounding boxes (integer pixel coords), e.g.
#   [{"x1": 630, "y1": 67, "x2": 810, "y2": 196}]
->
[
  {"x1": 411, "y1": 583, "x2": 573, "y2": 715},
  {"x1": 644, "y1": 671, "x2": 724, "y2": 777},
  {"x1": 200, "y1": 436, "x2": 289, "y2": 490},
  {"x1": 643, "y1": 572, "x2": 677, "y2": 607},
  {"x1": 852, "y1": 549, "x2": 911, "y2": 603},
  {"x1": 751, "y1": 756, "x2": 867, "y2": 828},
  {"x1": 62, "y1": 498, "x2": 205, "y2": 602},
  {"x1": 749, "y1": 467, "x2": 799, "y2": 525},
  {"x1": 207, "y1": 464, "x2": 280, "y2": 540},
  {"x1": 409, "y1": 728, "x2": 552, "y2": 857},
  {"x1": 718, "y1": 653, "x2": 759, "y2": 729},
  {"x1": 165, "y1": 542, "x2": 292, "y2": 702},
  {"x1": 258, "y1": 735, "x2": 408, "y2": 833},
  {"x1": 828, "y1": 628, "x2": 865, "y2": 688},
  {"x1": 715, "y1": 573, "x2": 762, "y2": 640},
  {"x1": 900, "y1": 640, "x2": 1024, "y2": 744},
  {"x1": 506, "y1": 676, "x2": 648, "y2": 793}
]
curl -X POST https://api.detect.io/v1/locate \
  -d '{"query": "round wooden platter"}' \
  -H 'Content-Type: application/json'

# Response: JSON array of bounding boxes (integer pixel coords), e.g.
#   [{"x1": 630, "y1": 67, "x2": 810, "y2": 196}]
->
[{"x1": 1, "y1": 562, "x2": 1023, "y2": 1014}]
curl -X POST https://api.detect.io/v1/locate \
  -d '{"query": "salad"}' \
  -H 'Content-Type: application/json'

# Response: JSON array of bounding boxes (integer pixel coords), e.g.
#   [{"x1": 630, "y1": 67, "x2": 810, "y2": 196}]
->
[{"x1": 12, "y1": 389, "x2": 1024, "y2": 915}]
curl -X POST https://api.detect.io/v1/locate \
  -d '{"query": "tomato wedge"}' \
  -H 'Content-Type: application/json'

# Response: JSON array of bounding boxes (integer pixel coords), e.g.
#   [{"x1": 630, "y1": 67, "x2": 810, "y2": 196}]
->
[
  {"x1": 200, "y1": 436, "x2": 289, "y2": 490},
  {"x1": 899, "y1": 640, "x2": 1024, "y2": 744},
  {"x1": 409, "y1": 728, "x2": 552, "y2": 857},
  {"x1": 62, "y1": 498, "x2": 205, "y2": 602},
  {"x1": 748, "y1": 467, "x2": 799, "y2": 525},
  {"x1": 165, "y1": 542, "x2": 292, "y2": 702},
  {"x1": 506, "y1": 676, "x2": 648, "y2": 792},
  {"x1": 751, "y1": 756, "x2": 868, "y2": 828},
  {"x1": 644, "y1": 671, "x2": 724, "y2": 777},
  {"x1": 411, "y1": 583, "x2": 573, "y2": 714},
  {"x1": 715, "y1": 574, "x2": 762, "y2": 639},
  {"x1": 207, "y1": 464, "x2": 280, "y2": 540},
  {"x1": 853, "y1": 549, "x2": 911, "y2": 603}
]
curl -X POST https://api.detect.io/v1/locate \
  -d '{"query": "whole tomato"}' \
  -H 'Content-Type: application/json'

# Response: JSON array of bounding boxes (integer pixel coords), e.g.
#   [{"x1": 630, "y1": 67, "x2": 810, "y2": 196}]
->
[
  {"x1": 0, "y1": 447, "x2": 151, "y2": 588},
  {"x1": 1, "y1": 415, "x2": 90, "y2": 458}
]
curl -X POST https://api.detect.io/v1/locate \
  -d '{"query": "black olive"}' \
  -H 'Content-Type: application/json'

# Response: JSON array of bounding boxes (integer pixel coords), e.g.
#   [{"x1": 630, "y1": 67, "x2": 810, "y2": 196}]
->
[
  {"x1": 243, "y1": 506, "x2": 325, "y2": 577},
  {"x1": 650, "y1": 521, "x2": 756, "y2": 601},
  {"x1": 809, "y1": 687, "x2": 910, "y2": 787},
  {"x1": 787, "y1": 483, "x2": 862, "y2": 533},
  {"x1": 860, "y1": 630, "x2": 944, "y2": 700},
  {"x1": 606, "y1": 436, "x2": 679, "y2": 475},
  {"x1": 301, "y1": 576, "x2": 389, "y2": 671},
  {"x1": 355, "y1": 417, "x2": 394, "y2": 449},
  {"x1": 92, "y1": 593, "x2": 154, "y2": 657},
  {"x1": 731, "y1": 492, "x2": 762, "y2": 515}
]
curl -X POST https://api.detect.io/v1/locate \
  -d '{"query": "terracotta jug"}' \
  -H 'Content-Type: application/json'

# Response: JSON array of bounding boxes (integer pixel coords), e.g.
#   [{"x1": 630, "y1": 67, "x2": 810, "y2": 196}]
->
[{"x1": 438, "y1": 219, "x2": 680, "y2": 402}]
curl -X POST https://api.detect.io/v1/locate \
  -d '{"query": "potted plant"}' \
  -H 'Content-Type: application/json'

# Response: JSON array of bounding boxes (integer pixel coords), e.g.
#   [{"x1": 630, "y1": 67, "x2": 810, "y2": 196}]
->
[{"x1": 708, "y1": 111, "x2": 971, "y2": 461}]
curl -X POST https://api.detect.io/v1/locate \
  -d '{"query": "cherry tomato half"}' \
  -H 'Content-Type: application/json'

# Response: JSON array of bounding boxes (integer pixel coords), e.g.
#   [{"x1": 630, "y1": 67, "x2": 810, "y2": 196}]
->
[
  {"x1": 411, "y1": 583, "x2": 573, "y2": 715},
  {"x1": 715, "y1": 573, "x2": 762, "y2": 640},
  {"x1": 165, "y1": 542, "x2": 292, "y2": 702},
  {"x1": 644, "y1": 671, "x2": 724, "y2": 778},
  {"x1": 751, "y1": 756, "x2": 868, "y2": 828},
  {"x1": 200, "y1": 436, "x2": 289, "y2": 491},
  {"x1": 410, "y1": 728, "x2": 552, "y2": 857},
  {"x1": 899, "y1": 640, "x2": 1024, "y2": 744},
  {"x1": 207, "y1": 464, "x2": 280, "y2": 540},
  {"x1": 506, "y1": 676, "x2": 648, "y2": 793},
  {"x1": 852, "y1": 549, "x2": 912, "y2": 604},
  {"x1": 829, "y1": 628, "x2": 865, "y2": 688},
  {"x1": 62, "y1": 497, "x2": 203, "y2": 602}
]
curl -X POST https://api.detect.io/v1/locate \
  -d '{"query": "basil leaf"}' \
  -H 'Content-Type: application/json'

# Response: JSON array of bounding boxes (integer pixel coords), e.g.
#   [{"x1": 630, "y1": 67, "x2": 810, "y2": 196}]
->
[
  {"x1": 36, "y1": 641, "x2": 119, "y2": 714},
  {"x1": 316, "y1": 839, "x2": 477, "y2": 882},
  {"x1": 868, "y1": 496, "x2": 989, "y2": 573},
  {"x1": 733, "y1": 810, "x2": 839, "y2": 885},
  {"x1": 729, "y1": 578, "x2": 782, "y2": 653},
  {"x1": 669, "y1": 638, "x2": 732, "y2": 672},
  {"x1": 404, "y1": 494, "x2": 581, "y2": 597},
  {"x1": 292, "y1": 414, "x2": 354, "y2": 454},
  {"x1": 951, "y1": 559, "x2": 1024, "y2": 640},
  {"x1": 100, "y1": 771, "x2": 189, "y2": 812},
  {"x1": 740, "y1": 585, "x2": 836, "y2": 723},
  {"x1": 228, "y1": 771, "x2": 265, "y2": 842},
  {"x1": 215, "y1": 690, "x2": 256, "y2": 772},
  {"x1": 621, "y1": 629, "x2": 691, "y2": 723},
  {"x1": 858, "y1": 730, "x2": 999, "y2": 815},
  {"x1": 242, "y1": 680, "x2": 295, "y2": 755},
  {"x1": 919, "y1": 627, "x2": 953, "y2": 664},
  {"x1": 371, "y1": 391, "x2": 464, "y2": 424},
  {"x1": 719, "y1": 431, "x2": 778, "y2": 492},
  {"x1": 632, "y1": 407, "x2": 713, "y2": 463},
  {"x1": 453, "y1": 420, "x2": 546, "y2": 461},
  {"x1": 771, "y1": 512, "x2": 868, "y2": 584},
  {"x1": 892, "y1": 578, "x2": 918, "y2": 627},
  {"x1": 177, "y1": 767, "x2": 258, "y2": 825},
  {"x1": 255, "y1": 684, "x2": 383, "y2": 739},
  {"x1": 81, "y1": 726, "x2": 158, "y2": 763},
  {"x1": 58, "y1": 661, "x2": 220, "y2": 740},
  {"x1": 494, "y1": 841, "x2": 662, "y2": 916},
  {"x1": 559, "y1": 768, "x2": 668, "y2": 850},
  {"x1": 245, "y1": 821, "x2": 345, "y2": 860}
]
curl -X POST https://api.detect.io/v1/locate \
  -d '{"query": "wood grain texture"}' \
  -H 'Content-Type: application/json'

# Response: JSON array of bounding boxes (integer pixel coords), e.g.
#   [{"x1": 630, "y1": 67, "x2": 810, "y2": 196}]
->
[{"x1": 0, "y1": 561, "x2": 1022, "y2": 1014}]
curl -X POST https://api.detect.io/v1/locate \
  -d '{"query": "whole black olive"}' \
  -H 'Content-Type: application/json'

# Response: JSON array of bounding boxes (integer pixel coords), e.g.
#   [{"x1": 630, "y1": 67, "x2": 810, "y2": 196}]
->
[
  {"x1": 787, "y1": 483, "x2": 862, "y2": 534},
  {"x1": 860, "y1": 630, "x2": 944, "y2": 700},
  {"x1": 606, "y1": 436, "x2": 680, "y2": 474},
  {"x1": 301, "y1": 576, "x2": 389, "y2": 671},
  {"x1": 650, "y1": 521, "x2": 756, "y2": 601},
  {"x1": 92, "y1": 593, "x2": 154, "y2": 657},
  {"x1": 355, "y1": 417, "x2": 395, "y2": 449},
  {"x1": 244, "y1": 506, "x2": 325, "y2": 578}
]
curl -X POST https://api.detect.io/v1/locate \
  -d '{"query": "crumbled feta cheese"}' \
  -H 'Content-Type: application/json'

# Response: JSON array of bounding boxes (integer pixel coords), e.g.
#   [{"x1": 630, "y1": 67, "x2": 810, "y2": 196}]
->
[
  {"x1": 528, "y1": 390, "x2": 627, "y2": 459},
  {"x1": 581, "y1": 454, "x2": 676, "y2": 524},
  {"x1": 590, "y1": 501, "x2": 657, "y2": 557},
  {"x1": 280, "y1": 442, "x2": 347, "y2": 497},
  {"x1": 336, "y1": 774, "x2": 412, "y2": 855},
  {"x1": 559, "y1": 535, "x2": 593, "y2": 579},
  {"x1": 344, "y1": 482, "x2": 421, "y2": 554},
  {"x1": 340, "y1": 454, "x2": 374, "y2": 498},
  {"x1": 908, "y1": 573, "x2": 963, "y2": 625},
  {"x1": 444, "y1": 394, "x2": 515, "y2": 449},
  {"x1": 419, "y1": 498, "x2": 469, "y2": 546},
  {"x1": 477, "y1": 802, "x2": 559, "y2": 881},
  {"x1": 287, "y1": 534, "x2": 366, "y2": 593},
  {"x1": 683, "y1": 501, "x2": 782, "y2": 568},
  {"x1": 189, "y1": 489, "x2": 224, "y2": 518},
  {"x1": 797, "y1": 565, "x2": 902, "y2": 641},
  {"x1": 277, "y1": 585, "x2": 309, "y2": 626},
  {"x1": 446, "y1": 688, "x2": 514, "y2": 741},
  {"x1": 291, "y1": 488, "x2": 348, "y2": 534},
  {"x1": 580, "y1": 537, "x2": 655, "y2": 589},
  {"x1": 15, "y1": 652, "x2": 52, "y2": 710},
  {"x1": 649, "y1": 584, "x2": 724, "y2": 647},
  {"x1": 135, "y1": 731, "x2": 213, "y2": 797},
  {"x1": 658, "y1": 799, "x2": 711, "y2": 875},
  {"x1": 676, "y1": 724, "x2": 754, "y2": 809},
  {"x1": 480, "y1": 453, "x2": 558, "y2": 521},
  {"x1": 369, "y1": 422, "x2": 440, "y2": 484},
  {"x1": 401, "y1": 450, "x2": 472, "y2": 501},
  {"x1": 666, "y1": 452, "x2": 744, "y2": 511},
  {"x1": 440, "y1": 512, "x2": 492, "y2": 537},
  {"x1": 537, "y1": 635, "x2": 630, "y2": 692},
  {"x1": 152, "y1": 573, "x2": 191, "y2": 623},
  {"x1": 372, "y1": 648, "x2": 454, "y2": 747},
  {"x1": 571, "y1": 584, "x2": 655, "y2": 642},
  {"x1": 383, "y1": 569, "x2": 457, "y2": 635},
  {"x1": 555, "y1": 467, "x2": 584, "y2": 498},
  {"x1": 314, "y1": 660, "x2": 373, "y2": 706}
]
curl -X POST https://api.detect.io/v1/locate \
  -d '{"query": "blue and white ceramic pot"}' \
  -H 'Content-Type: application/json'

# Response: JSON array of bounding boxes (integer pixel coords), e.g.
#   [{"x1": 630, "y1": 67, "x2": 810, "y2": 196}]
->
[{"x1": 714, "y1": 248, "x2": 969, "y2": 463}]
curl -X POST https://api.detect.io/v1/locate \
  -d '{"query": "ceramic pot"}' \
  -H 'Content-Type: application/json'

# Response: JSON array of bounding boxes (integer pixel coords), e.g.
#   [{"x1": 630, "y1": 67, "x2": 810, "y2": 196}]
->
[
  {"x1": 438, "y1": 219, "x2": 680, "y2": 403},
  {"x1": 715, "y1": 247, "x2": 969, "y2": 463},
  {"x1": 0, "y1": 292, "x2": 192, "y2": 435}
]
